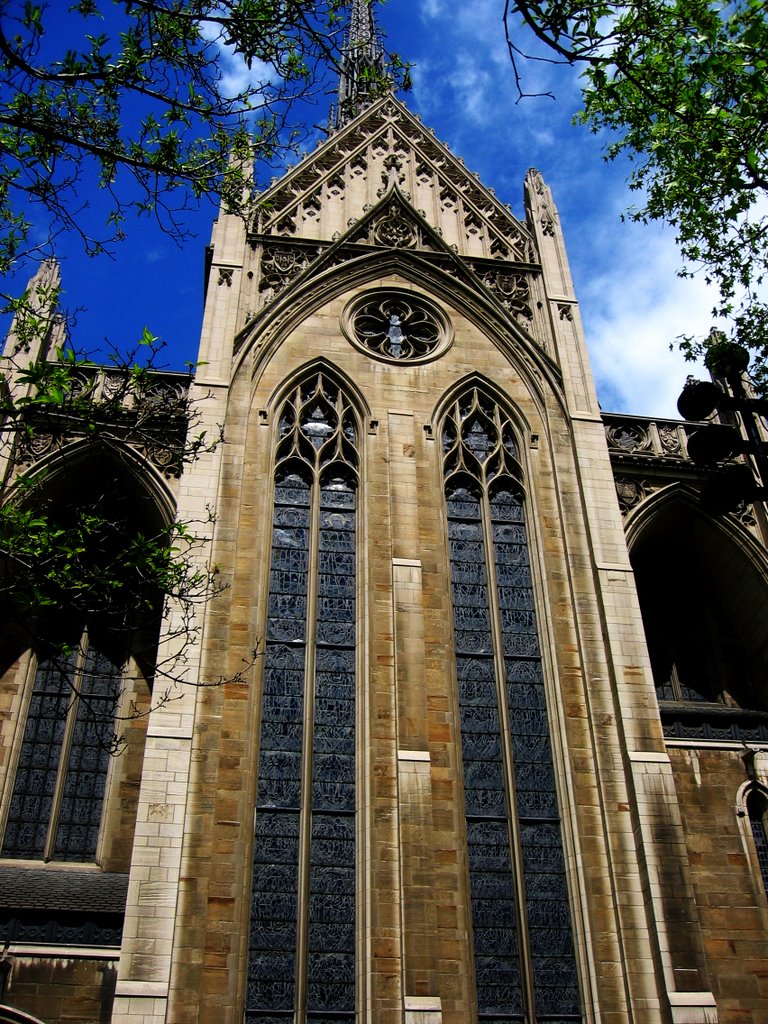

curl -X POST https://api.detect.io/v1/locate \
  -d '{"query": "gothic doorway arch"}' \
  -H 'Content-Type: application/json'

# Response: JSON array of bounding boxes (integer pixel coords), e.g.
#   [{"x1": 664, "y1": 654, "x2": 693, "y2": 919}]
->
[{"x1": 628, "y1": 488, "x2": 768, "y2": 713}]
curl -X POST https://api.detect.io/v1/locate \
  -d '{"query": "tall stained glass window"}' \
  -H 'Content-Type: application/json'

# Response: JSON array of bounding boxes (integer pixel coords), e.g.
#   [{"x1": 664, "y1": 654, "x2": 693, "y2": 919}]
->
[
  {"x1": 247, "y1": 373, "x2": 358, "y2": 1024},
  {"x1": 442, "y1": 388, "x2": 582, "y2": 1023},
  {"x1": 2, "y1": 628, "x2": 123, "y2": 862}
]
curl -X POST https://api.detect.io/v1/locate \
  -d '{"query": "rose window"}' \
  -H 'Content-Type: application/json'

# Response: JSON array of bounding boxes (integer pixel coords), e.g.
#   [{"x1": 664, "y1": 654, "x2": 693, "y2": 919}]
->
[{"x1": 343, "y1": 290, "x2": 451, "y2": 364}]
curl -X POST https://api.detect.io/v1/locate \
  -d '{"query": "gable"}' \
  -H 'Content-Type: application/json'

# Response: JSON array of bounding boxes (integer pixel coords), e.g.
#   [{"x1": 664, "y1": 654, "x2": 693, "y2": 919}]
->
[
  {"x1": 254, "y1": 96, "x2": 536, "y2": 264},
  {"x1": 248, "y1": 185, "x2": 540, "y2": 347}
]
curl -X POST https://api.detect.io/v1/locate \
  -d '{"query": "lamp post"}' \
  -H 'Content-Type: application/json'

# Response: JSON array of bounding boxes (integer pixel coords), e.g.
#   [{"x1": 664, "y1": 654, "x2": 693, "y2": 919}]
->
[{"x1": 677, "y1": 339, "x2": 768, "y2": 514}]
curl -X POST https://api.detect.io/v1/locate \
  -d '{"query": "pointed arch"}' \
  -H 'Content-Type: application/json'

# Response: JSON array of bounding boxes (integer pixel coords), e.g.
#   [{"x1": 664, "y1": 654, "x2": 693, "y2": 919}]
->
[
  {"x1": 237, "y1": 250, "x2": 565, "y2": 419},
  {"x1": 438, "y1": 380, "x2": 582, "y2": 1022},
  {"x1": 0, "y1": 440, "x2": 172, "y2": 864},
  {"x1": 737, "y1": 779, "x2": 768, "y2": 903},
  {"x1": 627, "y1": 483, "x2": 768, "y2": 711},
  {"x1": 246, "y1": 365, "x2": 361, "y2": 1022},
  {"x1": 2, "y1": 436, "x2": 177, "y2": 529},
  {"x1": 0, "y1": 1007, "x2": 48, "y2": 1024},
  {"x1": 432, "y1": 371, "x2": 535, "y2": 450},
  {"x1": 263, "y1": 356, "x2": 372, "y2": 431}
]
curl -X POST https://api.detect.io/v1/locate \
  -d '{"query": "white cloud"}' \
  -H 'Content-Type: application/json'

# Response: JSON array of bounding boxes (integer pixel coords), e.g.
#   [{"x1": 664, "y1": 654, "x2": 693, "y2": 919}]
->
[
  {"x1": 199, "y1": 16, "x2": 277, "y2": 98},
  {"x1": 398, "y1": 0, "x2": 709, "y2": 418},
  {"x1": 579, "y1": 219, "x2": 711, "y2": 416},
  {"x1": 419, "y1": 0, "x2": 444, "y2": 18}
]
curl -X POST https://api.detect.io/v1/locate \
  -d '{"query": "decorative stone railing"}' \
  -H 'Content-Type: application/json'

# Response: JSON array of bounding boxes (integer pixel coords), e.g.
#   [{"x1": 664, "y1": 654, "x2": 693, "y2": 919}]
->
[
  {"x1": 8, "y1": 366, "x2": 192, "y2": 478},
  {"x1": 60, "y1": 365, "x2": 191, "y2": 412},
  {"x1": 603, "y1": 413, "x2": 695, "y2": 462}
]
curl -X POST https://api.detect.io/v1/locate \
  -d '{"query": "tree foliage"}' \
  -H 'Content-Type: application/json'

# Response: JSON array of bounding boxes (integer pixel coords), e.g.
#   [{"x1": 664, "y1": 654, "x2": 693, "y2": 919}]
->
[
  {"x1": 0, "y1": 0, "x2": 403, "y2": 276},
  {"x1": 0, "y1": 1, "x2": 405, "y2": 740},
  {"x1": 504, "y1": 0, "x2": 768, "y2": 387},
  {"x1": 0, "y1": 278, "x2": 242, "y2": 745}
]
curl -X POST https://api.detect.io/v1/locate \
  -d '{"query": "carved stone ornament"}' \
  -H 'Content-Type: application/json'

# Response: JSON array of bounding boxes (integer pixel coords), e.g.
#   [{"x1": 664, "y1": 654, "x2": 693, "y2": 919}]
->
[
  {"x1": 14, "y1": 432, "x2": 59, "y2": 468},
  {"x1": 605, "y1": 421, "x2": 652, "y2": 454},
  {"x1": 530, "y1": 169, "x2": 547, "y2": 196},
  {"x1": 342, "y1": 289, "x2": 452, "y2": 364},
  {"x1": 144, "y1": 442, "x2": 184, "y2": 477},
  {"x1": 614, "y1": 477, "x2": 651, "y2": 515},
  {"x1": 14, "y1": 429, "x2": 184, "y2": 479},
  {"x1": 658, "y1": 423, "x2": 683, "y2": 455},
  {"x1": 372, "y1": 208, "x2": 417, "y2": 248},
  {"x1": 539, "y1": 203, "x2": 555, "y2": 237},
  {"x1": 255, "y1": 102, "x2": 538, "y2": 262},
  {"x1": 378, "y1": 154, "x2": 405, "y2": 195},
  {"x1": 259, "y1": 245, "x2": 319, "y2": 296},
  {"x1": 480, "y1": 270, "x2": 533, "y2": 321},
  {"x1": 733, "y1": 501, "x2": 758, "y2": 530}
]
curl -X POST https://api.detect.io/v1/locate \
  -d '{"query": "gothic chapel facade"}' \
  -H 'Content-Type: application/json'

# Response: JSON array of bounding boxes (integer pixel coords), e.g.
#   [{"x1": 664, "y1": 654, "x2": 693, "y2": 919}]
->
[{"x1": 1, "y1": 3, "x2": 768, "y2": 1023}]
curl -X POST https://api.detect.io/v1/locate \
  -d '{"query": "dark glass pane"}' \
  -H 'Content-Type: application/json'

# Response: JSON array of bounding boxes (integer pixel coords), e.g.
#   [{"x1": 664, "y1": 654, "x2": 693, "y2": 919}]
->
[
  {"x1": 496, "y1": 561, "x2": 533, "y2": 588},
  {"x1": 4, "y1": 640, "x2": 120, "y2": 863},
  {"x1": 275, "y1": 472, "x2": 312, "y2": 506},
  {"x1": 449, "y1": 519, "x2": 483, "y2": 540},
  {"x1": 502, "y1": 632, "x2": 541, "y2": 658},
  {"x1": 463, "y1": 415, "x2": 496, "y2": 461},
  {"x1": 248, "y1": 810, "x2": 300, "y2": 1011},
  {"x1": 318, "y1": 530, "x2": 355, "y2": 553},
  {"x1": 497, "y1": 585, "x2": 534, "y2": 610},
  {"x1": 320, "y1": 489, "x2": 356, "y2": 510},
  {"x1": 273, "y1": 506, "x2": 310, "y2": 527},
  {"x1": 678, "y1": 681, "x2": 710, "y2": 702},
  {"x1": 448, "y1": 486, "x2": 523, "y2": 1016},
  {"x1": 2, "y1": 681, "x2": 68, "y2": 858},
  {"x1": 445, "y1": 429, "x2": 581, "y2": 1022},
  {"x1": 53, "y1": 646, "x2": 118, "y2": 860},
  {"x1": 317, "y1": 551, "x2": 355, "y2": 577},
  {"x1": 454, "y1": 605, "x2": 492, "y2": 632},
  {"x1": 248, "y1": 468, "x2": 310, "y2": 1012},
  {"x1": 269, "y1": 569, "x2": 308, "y2": 595},
  {"x1": 272, "y1": 527, "x2": 309, "y2": 550},
  {"x1": 308, "y1": 492, "x2": 356, "y2": 1013},
  {"x1": 492, "y1": 523, "x2": 527, "y2": 545},
  {"x1": 319, "y1": 510, "x2": 355, "y2": 531},
  {"x1": 249, "y1": 386, "x2": 357, "y2": 1018},
  {"x1": 749, "y1": 791, "x2": 768, "y2": 899},
  {"x1": 493, "y1": 544, "x2": 530, "y2": 566},
  {"x1": 455, "y1": 631, "x2": 494, "y2": 656},
  {"x1": 306, "y1": 952, "x2": 355, "y2": 1012}
]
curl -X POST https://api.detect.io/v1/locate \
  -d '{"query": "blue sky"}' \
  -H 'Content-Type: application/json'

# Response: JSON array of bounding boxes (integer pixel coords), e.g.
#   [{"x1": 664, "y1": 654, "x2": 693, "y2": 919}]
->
[{"x1": 3, "y1": 0, "x2": 714, "y2": 415}]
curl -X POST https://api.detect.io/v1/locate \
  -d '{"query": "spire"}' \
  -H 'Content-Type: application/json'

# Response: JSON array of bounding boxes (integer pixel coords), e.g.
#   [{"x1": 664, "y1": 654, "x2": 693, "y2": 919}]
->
[{"x1": 330, "y1": 0, "x2": 388, "y2": 132}]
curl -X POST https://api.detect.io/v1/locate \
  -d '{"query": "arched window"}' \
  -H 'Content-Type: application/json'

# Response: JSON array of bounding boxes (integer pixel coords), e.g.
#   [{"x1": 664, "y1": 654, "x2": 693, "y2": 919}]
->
[
  {"x1": 442, "y1": 388, "x2": 581, "y2": 1023},
  {"x1": 747, "y1": 788, "x2": 768, "y2": 900},
  {"x1": 0, "y1": 459, "x2": 166, "y2": 865},
  {"x1": 247, "y1": 373, "x2": 359, "y2": 1022}
]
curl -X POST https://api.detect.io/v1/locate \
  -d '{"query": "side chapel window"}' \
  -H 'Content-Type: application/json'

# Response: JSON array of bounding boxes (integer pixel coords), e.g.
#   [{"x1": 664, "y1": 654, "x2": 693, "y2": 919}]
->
[
  {"x1": 442, "y1": 388, "x2": 582, "y2": 1023},
  {"x1": 747, "y1": 787, "x2": 768, "y2": 900},
  {"x1": 247, "y1": 373, "x2": 358, "y2": 1022},
  {"x1": 2, "y1": 627, "x2": 123, "y2": 862}
]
